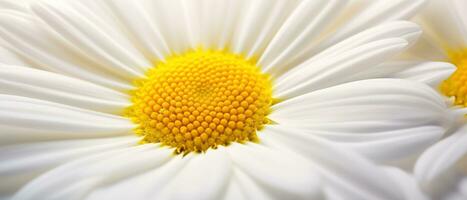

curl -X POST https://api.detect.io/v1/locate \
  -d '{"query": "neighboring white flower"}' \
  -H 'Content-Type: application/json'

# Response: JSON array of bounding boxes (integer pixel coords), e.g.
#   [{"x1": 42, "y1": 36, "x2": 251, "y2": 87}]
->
[
  {"x1": 0, "y1": 0, "x2": 455, "y2": 199},
  {"x1": 405, "y1": 0, "x2": 467, "y2": 199}
]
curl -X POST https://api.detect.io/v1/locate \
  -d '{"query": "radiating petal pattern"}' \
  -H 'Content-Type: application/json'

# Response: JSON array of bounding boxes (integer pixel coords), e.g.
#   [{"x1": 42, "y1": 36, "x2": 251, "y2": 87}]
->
[
  {"x1": 12, "y1": 145, "x2": 172, "y2": 200},
  {"x1": 0, "y1": 136, "x2": 138, "y2": 197},
  {"x1": 271, "y1": 79, "x2": 452, "y2": 162},
  {"x1": 0, "y1": 11, "x2": 132, "y2": 90},
  {"x1": 266, "y1": 0, "x2": 426, "y2": 71},
  {"x1": 391, "y1": 62, "x2": 456, "y2": 87},
  {"x1": 0, "y1": 65, "x2": 129, "y2": 114},
  {"x1": 259, "y1": 126, "x2": 405, "y2": 200},
  {"x1": 227, "y1": 143, "x2": 322, "y2": 200},
  {"x1": 0, "y1": 0, "x2": 451, "y2": 200},
  {"x1": 415, "y1": 124, "x2": 467, "y2": 186},
  {"x1": 31, "y1": 0, "x2": 149, "y2": 77},
  {"x1": 273, "y1": 21, "x2": 421, "y2": 97},
  {"x1": 154, "y1": 149, "x2": 232, "y2": 200},
  {"x1": 0, "y1": 95, "x2": 134, "y2": 144}
]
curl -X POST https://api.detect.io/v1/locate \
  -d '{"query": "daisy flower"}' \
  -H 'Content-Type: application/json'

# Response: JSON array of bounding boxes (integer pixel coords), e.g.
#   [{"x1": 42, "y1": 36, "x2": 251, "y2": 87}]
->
[
  {"x1": 0, "y1": 0, "x2": 454, "y2": 199},
  {"x1": 405, "y1": 0, "x2": 467, "y2": 199}
]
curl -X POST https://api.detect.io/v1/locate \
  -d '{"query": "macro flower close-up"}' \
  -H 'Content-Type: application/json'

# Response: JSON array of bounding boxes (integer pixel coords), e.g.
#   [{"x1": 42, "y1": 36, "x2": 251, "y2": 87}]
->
[
  {"x1": 0, "y1": 0, "x2": 464, "y2": 200},
  {"x1": 405, "y1": 0, "x2": 467, "y2": 199}
]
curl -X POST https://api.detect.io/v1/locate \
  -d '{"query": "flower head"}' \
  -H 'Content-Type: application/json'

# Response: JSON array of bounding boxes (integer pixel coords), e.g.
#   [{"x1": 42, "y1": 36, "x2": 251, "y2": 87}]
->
[{"x1": 0, "y1": 0, "x2": 454, "y2": 199}]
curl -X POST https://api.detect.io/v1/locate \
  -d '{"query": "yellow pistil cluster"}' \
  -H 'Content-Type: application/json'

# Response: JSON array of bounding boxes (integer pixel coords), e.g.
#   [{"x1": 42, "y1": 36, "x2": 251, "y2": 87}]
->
[
  {"x1": 440, "y1": 49, "x2": 467, "y2": 106},
  {"x1": 126, "y1": 50, "x2": 273, "y2": 153}
]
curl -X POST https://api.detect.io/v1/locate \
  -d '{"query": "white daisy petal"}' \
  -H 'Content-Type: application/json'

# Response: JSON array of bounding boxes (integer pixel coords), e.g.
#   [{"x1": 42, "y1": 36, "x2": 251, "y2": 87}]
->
[
  {"x1": 321, "y1": 0, "x2": 425, "y2": 46},
  {"x1": 259, "y1": 0, "x2": 345, "y2": 74},
  {"x1": 271, "y1": 79, "x2": 451, "y2": 162},
  {"x1": 134, "y1": 0, "x2": 197, "y2": 53},
  {"x1": 0, "y1": 12, "x2": 132, "y2": 90},
  {"x1": 416, "y1": 0, "x2": 467, "y2": 48},
  {"x1": 259, "y1": 126, "x2": 405, "y2": 200},
  {"x1": 415, "y1": 124, "x2": 467, "y2": 185},
  {"x1": 391, "y1": 62, "x2": 456, "y2": 87},
  {"x1": 0, "y1": 0, "x2": 27, "y2": 11},
  {"x1": 311, "y1": 21, "x2": 421, "y2": 63},
  {"x1": 102, "y1": 0, "x2": 170, "y2": 61},
  {"x1": 87, "y1": 154, "x2": 192, "y2": 200},
  {"x1": 232, "y1": 169, "x2": 277, "y2": 200},
  {"x1": 383, "y1": 167, "x2": 430, "y2": 200},
  {"x1": 0, "y1": 136, "x2": 138, "y2": 196},
  {"x1": 406, "y1": 33, "x2": 448, "y2": 61},
  {"x1": 452, "y1": 0, "x2": 467, "y2": 40},
  {"x1": 280, "y1": 0, "x2": 425, "y2": 68},
  {"x1": 13, "y1": 145, "x2": 172, "y2": 200},
  {"x1": 198, "y1": 0, "x2": 239, "y2": 50},
  {"x1": 227, "y1": 142, "x2": 322, "y2": 200},
  {"x1": 274, "y1": 21, "x2": 422, "y2": 97},
  {"x1": 156, "y1": 149, "x2": 232, "y2": 200},
  {"x1": 352, "y1": 61, "x2": 455, "y2": 88},
  {"x1": 31, "y1": 0, "x2": 150, "y2": 77},
  {"x1": 0, "y1": 0, "x2": 451, "y2": 199},
  {"x1": 0, "y1": 95, "x2": 134, "y2": 144},
  {"x1": 275, "y1": 38, "x2": 409, "y2": 98},
  {"x1": 222, "y1": 171, "x2": 249, "y2": 200},
  {"x1": 0, "y1": 65, "x2": 129, "y2": 114},
  {"x1": 230, "y1": 0, "x2": 299, "y2": 58},
  {"x1": 0, "y1": 46, "x2": 30, "y2": 66}
]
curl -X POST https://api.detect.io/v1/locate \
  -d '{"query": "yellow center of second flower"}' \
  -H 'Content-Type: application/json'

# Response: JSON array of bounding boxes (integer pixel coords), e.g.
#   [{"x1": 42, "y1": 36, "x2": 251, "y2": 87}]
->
[
  {"x1": 440, "y1": 49, "x2": 467, "y2": 106},
  {"x1": 126, "y1": 50, "x2": 273, "y2": 153}
]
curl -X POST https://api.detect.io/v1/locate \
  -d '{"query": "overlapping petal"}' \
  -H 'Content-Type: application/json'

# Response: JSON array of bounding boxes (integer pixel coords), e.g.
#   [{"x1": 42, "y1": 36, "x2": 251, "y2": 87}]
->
[
  {"x1": 0, "y1": 95, "x2": 134, "y2": 144},
  {"x1": 0, "y1": 136, "x2": 138, "y2": 197},
  {"x1": 0, "y1": 66, "x2": 129, "y2": 114},
  {"x1": 271, "y1": 79, "x2": 453, "y2": 163},
  {"x1": 259, "y1": 126, "x2": 404, "y2": 200},
  {"x1": 0, "y1": 0, "x2": 453, "y2": 199}
]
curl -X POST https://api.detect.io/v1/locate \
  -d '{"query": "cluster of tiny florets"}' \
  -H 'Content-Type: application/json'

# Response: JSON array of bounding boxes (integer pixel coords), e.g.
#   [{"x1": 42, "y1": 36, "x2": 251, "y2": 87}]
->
[
  {"x1": 440, "y1": 49, "x2": 467, "y2": 106},
  {"x1": 126, "y1": 50, "x2": 273, "y2": 153}
]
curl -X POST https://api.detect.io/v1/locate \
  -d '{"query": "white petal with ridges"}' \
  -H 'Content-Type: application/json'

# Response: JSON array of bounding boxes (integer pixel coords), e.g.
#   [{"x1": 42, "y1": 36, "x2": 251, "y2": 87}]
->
[
  {"x1": 271, "y1": 79, "x2": 451, "y2": 162},
  {"x1": 199, "y1": 0, "x2": 241, "y2": 50},
  {"x1": 0, "y1": 136, "x2": 138, "y2": 196},
  {"x1": 0, "y1": 65, "x2": 129, "y2": 114},
  {"x1": 283, "y1": 0, "x2": 425, "y2": 68},
  {"x1": 383, "y1": 167, "x2": 429, "y2": 200},
  {"x1": 230, "y1": 0, "x2": 299, "y2": 59},
  {"x1": 416, "y1": 0, "x2": 467, "y2": 48},
  {"x1": 13, "y1": 145, "x2": 172, "y2": 200},
  {"x1": 102, "y1": 0, "x2": 171, "y2": 61},
  {"x1": 227, "y1": 142, "x2": 322, "y2": 200},
  {"x1": 314, "y1": 0, "x2": 425, "y2": 50},
  {"x1": 141, "y1": 0, "x2": 198, "y2": 53},
  {"x1": 233, "y1": 169, "x2": 275, "y2": 200},
  {"x1": 275, "y1": 38, "x2": 408, "y2": 98},
  {"x1": 0, "y1": 12, "x2": 132, "y2": 90},
  {"x1": 222, "y1": 170, "x2": 249, "y2": 200},
  {"x1": 0, "y1": 46, "x2": 30, "y2": 66},
  {"x1": 311, "y1": 21, "x2": 421, "y2": 63},
  {"x1": 0, "y1": 95, "x2": 134, "y2": 144},
  {"x1": 272, "y1": 21, "x2": 422, "y2": 97},
  {"x1": 260, "y1": 126, "x2": 405, "y2": 200},
  {"x1": 0, "y1": 0, "x2": 28, "y2": 11},
  {"x1": 259, "y1": 0, "x2": 345, "y2": 75},
  {"x1": 31, "y1": 0, "x2": 149, "y2": 78},
  {"x1": 391, "y1": 62, "x2": 456, "y2": 87},
  {"x1": 87, "y1": 154, "x2": 192, "y2": 200},
  {"x1": 156, "y1": 149, "x2": 231, "y2": 200},
  {"x1": 415, "y1": 124, "x2": 467, "y2": 185}
]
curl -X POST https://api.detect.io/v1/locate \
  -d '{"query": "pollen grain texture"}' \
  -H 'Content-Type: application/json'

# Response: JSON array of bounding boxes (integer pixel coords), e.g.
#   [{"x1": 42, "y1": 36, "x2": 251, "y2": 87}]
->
[
  {"x1": 126, "y1": 50, "x2": 273, "y2": 153},
  {"x1": 440, "y1": 49, "x2": 467, "y2": 106}
]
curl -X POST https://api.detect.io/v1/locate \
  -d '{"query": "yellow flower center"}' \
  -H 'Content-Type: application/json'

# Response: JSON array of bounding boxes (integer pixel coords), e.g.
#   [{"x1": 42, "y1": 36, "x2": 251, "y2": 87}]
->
[
  {"x1": 126, "y1": 50, "x2": 273, "y2": 153},
  {"x1": 440, "y1": 49, "x2": 467, "y2": 106}
]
